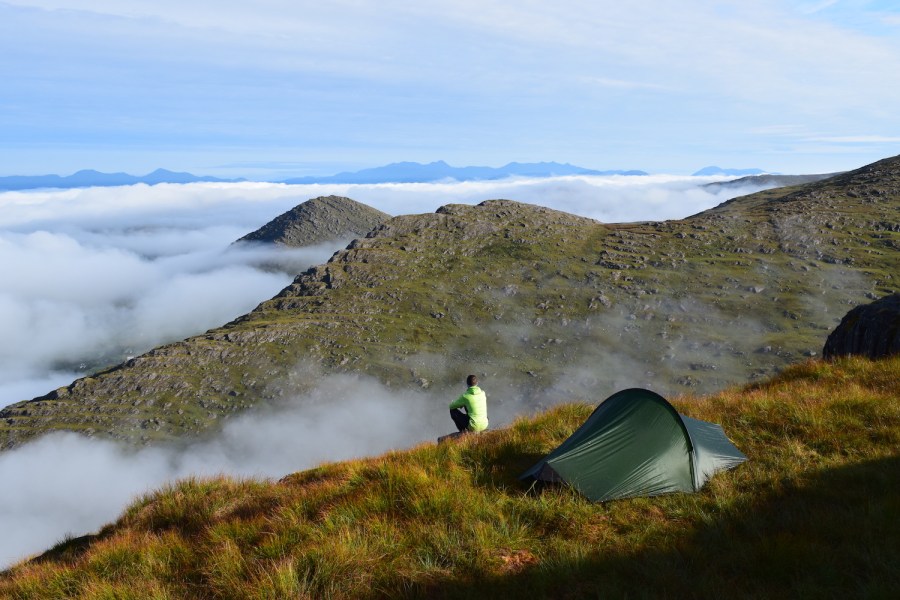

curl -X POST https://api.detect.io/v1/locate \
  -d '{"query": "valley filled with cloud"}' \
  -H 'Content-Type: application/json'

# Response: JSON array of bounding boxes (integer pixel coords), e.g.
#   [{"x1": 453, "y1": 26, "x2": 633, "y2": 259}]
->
[{"x1": 0, "y1": 175, "x2": 763, "y2": 566}]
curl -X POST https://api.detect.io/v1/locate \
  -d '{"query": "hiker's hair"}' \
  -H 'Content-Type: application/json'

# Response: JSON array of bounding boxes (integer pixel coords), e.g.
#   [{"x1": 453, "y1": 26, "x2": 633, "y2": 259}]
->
[{"x1": 466, "y1": 374, "x2": 478, "y2": 387}]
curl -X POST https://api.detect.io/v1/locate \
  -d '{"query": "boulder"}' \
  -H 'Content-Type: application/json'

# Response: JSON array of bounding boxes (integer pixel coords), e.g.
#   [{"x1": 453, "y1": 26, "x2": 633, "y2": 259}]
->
[{"x1": 823, "y1": 293, "x2": 900, "y2": 359}]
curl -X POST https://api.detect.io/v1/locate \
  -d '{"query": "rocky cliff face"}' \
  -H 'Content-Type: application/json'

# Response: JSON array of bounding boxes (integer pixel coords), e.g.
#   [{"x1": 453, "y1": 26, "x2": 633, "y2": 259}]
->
[
  {"x1": 1, "y1": 156, "x2": 898, "y2": 451},
  {"x1": 235, "y1": 195, "x2": 390, "y2": 247},
  {"x1": 823, "y1": 293, "x2": 900, "y2": 359}
]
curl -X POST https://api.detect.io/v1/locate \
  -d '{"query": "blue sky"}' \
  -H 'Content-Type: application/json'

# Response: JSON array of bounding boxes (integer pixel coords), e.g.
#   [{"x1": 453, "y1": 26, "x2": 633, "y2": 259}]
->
[{"x1": 2, "y1": 0, "x2": 899, "y2": 178}]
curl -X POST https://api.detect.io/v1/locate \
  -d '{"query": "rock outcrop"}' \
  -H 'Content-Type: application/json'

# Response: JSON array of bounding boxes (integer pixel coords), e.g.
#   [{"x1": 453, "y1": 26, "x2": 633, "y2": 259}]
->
[
  {"x1": 235, "y1": 195, "x2": 390, "y2": 247},
  {"x1": 823, "y1": 293, "x2": 900, "y2": 359}
]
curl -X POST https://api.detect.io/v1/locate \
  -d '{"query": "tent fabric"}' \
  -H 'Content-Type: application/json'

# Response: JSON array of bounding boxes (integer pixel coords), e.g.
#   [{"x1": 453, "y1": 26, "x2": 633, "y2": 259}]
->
[
  {"x1": 521, "y1": 388, "x2": 747, "y2": 502},
  {"x1": 680, "y1": 414, "x2": 748, "y2": 490}
]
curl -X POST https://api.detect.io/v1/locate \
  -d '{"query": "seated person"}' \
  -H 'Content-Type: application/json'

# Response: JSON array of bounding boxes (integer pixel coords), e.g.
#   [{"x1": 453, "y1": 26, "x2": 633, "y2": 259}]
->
[{"x1": 449, "y1": 374, "x2": 488, "y2": 433}]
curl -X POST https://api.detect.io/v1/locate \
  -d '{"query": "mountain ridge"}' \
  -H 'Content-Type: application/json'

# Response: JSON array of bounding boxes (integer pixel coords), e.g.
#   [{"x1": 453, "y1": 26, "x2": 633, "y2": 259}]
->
[
  {"x1": 0, "y1": 162, "x2": 646, "y2": 190},
  {"x1": 692, "y1": 166, "x2": 768, "y2": 176},
  {"x1": 1, "y1": 162, "x2": 840, "y2": 190},
  {"x1": 702, "y1": 172, "x2": 838, "y2": 192},
  {"x1": 281, "y1": 160, "x2": 648, "y2": 184},
  {"x1": 0, "y1": 169, "x2": 244, "y2": 190}
]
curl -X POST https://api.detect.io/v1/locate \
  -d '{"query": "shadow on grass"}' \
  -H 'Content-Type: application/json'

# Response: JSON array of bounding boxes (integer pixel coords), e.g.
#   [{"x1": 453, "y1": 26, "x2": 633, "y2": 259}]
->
[
  {"x1": 28, "y1": 529, "x2": 111, "y2": 567},
  {"x1": 459, "y1": 438, "x2": 546, "y2": 492},
  {"x1": 437, "y1": 455, "x2": 900, "y2": 599}
]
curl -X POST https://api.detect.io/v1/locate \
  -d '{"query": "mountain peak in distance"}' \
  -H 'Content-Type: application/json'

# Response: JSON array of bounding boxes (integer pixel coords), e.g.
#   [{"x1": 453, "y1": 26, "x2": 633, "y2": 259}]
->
[
  {"x1": 281, "y1": 161, "x2": 648, "y2": 184},
  {"x1": 693, "y1": 166, "x2": 769, "y2": 176},
  {"x1": 0, "y1": 169, "x2": 243, "y2": 190}
]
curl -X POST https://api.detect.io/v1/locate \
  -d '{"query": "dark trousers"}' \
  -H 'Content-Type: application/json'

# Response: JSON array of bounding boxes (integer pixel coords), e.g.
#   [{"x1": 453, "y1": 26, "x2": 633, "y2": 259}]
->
[{"x1": 450, "y1": 408, "x2": 470, "y2": 432}]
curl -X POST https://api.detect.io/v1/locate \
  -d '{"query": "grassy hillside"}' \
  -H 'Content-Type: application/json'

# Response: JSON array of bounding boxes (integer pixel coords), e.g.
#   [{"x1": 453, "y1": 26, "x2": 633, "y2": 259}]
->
[
  {"x1": 2, "y1": 356, "x2": 897, "y2": 599},
  {"x1": 1, "y1": 155, "x2": 898, "y2": 449}
]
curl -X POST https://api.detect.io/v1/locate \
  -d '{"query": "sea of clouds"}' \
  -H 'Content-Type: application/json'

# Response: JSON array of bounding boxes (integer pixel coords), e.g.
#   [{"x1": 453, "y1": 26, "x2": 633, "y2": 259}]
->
[{"x1": 0, "y1": 174, "x2": 767, "y2": 567}]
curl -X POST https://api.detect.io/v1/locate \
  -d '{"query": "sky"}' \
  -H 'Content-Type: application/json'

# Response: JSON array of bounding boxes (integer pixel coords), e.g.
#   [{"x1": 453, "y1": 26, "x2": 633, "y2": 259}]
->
[
  {"x1": 2, "y1": 0, "x2": 900, "y2": 178},
  {"x1": 0, "y1": 176, "x2": 769, "y2": 566}
]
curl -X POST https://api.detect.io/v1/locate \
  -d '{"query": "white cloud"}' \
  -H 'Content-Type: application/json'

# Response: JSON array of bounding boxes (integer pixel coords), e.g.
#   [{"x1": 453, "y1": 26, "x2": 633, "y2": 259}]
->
[
  {"x1": 0, "y1": 177, "x2": 768, "y2": 410},
  {"x1": 2, "y1": 1, "x2": 898, "y2": 178},
  {"x1": 581, "y1": 76, "x2": 672, "y2": 91},
  {"x1": 805, "y1": 135, "x2": 900, "y2": 143},
  {"x1": 0, "y1": 184, "x2": 353, "y2": 406},
  {"x1": 306, "y1": 174, "x2": 756, "y2": 223},
  {"x1": 796, "y1": 0, "x2": 839, "y2": 15},
  {"x1": 0, "y1": 373, "x2": 447, "y2": 568},
  {"x1": 5, "y1": 1, "x2": 367, "y2": 37}
]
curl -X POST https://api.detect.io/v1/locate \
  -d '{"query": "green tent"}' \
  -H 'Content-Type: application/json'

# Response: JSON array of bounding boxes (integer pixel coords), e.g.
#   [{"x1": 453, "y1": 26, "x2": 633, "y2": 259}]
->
[{"x1": 520, "y1": 388, "x2": 747, "y2": 502}]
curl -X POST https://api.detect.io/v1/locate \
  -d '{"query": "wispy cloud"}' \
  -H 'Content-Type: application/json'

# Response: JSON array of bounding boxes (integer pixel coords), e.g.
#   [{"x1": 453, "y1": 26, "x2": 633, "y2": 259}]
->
[
  {"x1": 0, "y1": 373, "x2": 447, "y2": 568},
  {"x1": 3, "y1": 1, "x2": 900, "y2": 175},
  {"x1": 749, "y1": 124, "x2": 811, "y2": 136},
  {"x1": 0, "y1": 184, "x2": 349, "y2": 406},
  {"x1": 805, "y1": 135, "x2": 900, "y2": 143},
  {"x1": 582, "y1": 76, "x2": 671, "y2": 91},
  {"x1": 796, "y1": 0, "x2": 840, "y2": 15}
]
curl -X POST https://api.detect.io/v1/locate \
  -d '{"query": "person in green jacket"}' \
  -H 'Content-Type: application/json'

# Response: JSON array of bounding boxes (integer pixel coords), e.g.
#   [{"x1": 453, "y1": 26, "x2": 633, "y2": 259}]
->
[{"x1": 449, "y1": 374, "x2": 489, "y2": 433}]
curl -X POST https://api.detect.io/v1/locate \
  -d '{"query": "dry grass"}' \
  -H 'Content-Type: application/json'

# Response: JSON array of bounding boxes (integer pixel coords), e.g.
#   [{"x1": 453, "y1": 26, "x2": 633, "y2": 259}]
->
[{"x1": 2, "y1": 356, "x2": 898, "y2": 599}]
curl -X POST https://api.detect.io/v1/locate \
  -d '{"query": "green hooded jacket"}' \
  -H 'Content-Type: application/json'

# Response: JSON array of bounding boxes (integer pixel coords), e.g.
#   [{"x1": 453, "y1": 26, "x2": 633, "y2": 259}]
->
[{"x1": 448, "y1": 386, "x2": 489, "y2": 432}]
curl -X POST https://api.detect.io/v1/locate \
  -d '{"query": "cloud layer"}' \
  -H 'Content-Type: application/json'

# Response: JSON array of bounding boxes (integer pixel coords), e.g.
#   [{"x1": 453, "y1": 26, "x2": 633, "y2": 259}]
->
[
  {"x1": 0, "y1": 176, "x2": 768, "y2": 567},
  {"x1": 0, "y1": 183, "x2": 346, "y2": 407},
  {"x1": 0, "y1": 374, "x2": 447, "y2": 568},
  {"x1": 0, "y1": 176, "x2": 765, "y2": 407}
]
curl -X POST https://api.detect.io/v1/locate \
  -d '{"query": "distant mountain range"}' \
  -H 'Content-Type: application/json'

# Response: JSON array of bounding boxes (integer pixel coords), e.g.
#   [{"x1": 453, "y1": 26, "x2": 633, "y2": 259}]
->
[
  {"x1": 0, "y1": 168, "x2": 244, "y2": 191},
  {"x1": 0, "y1": 162, "x2": 648, "y2": 190},
  {"x1": 281, "y1": 160, "x2": 648, "y2": 184},
  {"x1": 692, "y1": 166, "x2": 768, "y2": 176},
  {"x1": 1, "y1": 162, "x2": 786, "y2": 191}
]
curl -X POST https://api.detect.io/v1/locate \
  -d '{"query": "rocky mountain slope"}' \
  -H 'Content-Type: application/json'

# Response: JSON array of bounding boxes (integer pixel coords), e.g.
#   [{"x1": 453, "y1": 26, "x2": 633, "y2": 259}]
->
[
  {"x1": 234, "y1": 195, "x2": 390, "y2": 247},
  {"x1": 702, "y1": 172, "x2": 837, "y2": 192},
  {"x1": 0, "y1": 155, "x2": 897, "y2": 450}
]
